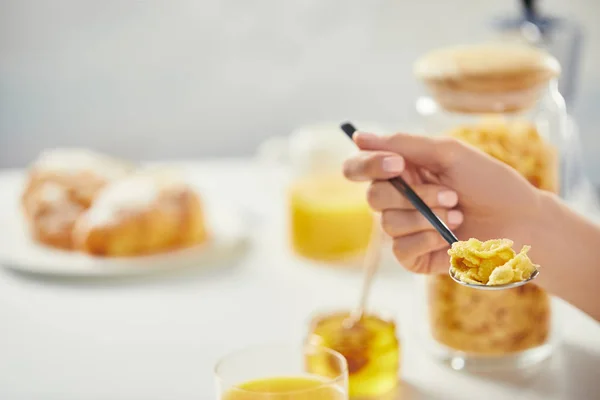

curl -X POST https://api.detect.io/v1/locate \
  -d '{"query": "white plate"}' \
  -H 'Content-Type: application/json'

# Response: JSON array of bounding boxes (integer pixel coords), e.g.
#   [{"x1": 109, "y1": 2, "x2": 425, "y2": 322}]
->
[{"x1": 0, "y1": 172, "x2": 250, "y2": 277}]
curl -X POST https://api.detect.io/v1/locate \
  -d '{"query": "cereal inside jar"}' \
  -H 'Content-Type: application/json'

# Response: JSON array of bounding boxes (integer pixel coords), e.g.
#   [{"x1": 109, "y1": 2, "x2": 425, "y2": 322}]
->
[
  {"x1": 412, "y1": 43, "x2": 567, "y2": 371},
  {"x1": 427, "y1": 274, "x2": 550, "y2": 356},
  {"x1": 446, "y1": 116, "x2": 559, "y2": 192}
]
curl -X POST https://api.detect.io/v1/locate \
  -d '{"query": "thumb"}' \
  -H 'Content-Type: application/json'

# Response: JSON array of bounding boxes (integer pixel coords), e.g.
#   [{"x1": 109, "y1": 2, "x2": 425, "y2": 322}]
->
[{"x1": 353, "y1": 132, "x2": 461, "y2": 173}]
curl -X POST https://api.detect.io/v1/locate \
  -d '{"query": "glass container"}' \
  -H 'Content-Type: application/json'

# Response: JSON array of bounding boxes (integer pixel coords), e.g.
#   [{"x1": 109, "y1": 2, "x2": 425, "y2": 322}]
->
[
  {"x1": 258, "y1": 123, "x2": 391, "y2": 264},
  {"x1": 412, "y1": 43, "x2": 568, "y2": 371},
  {"x1": 215, "y1": 343, "x2": 348, "y2": 399},
  {"x1": 305, "y1": 311, "x2": 400, "y2": 399}
]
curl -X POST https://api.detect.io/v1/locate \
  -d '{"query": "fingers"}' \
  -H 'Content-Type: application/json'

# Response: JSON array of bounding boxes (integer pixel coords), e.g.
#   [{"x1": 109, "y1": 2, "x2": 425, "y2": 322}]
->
[
  {"x1": 353, "y1": 132, "x2": 464, "y2": 173},
  {"x1": 367, "y1": 181, "x2": 458, "y2": 211},
  {"x1": 391, "y1": 232, "x2": 451, "y2": 274},
  {"x1": 342, "y1": 134, "x2": 466, "y2": 276},
  {"x1": 396, "y1": 248, "x2": 452, "y2": 275},
  {"x1": 343, "y1": 151, "x2": 405, "y2": 182},
  {"x1": 381, "y1": 208, "x2": 463, "y2": 237}
]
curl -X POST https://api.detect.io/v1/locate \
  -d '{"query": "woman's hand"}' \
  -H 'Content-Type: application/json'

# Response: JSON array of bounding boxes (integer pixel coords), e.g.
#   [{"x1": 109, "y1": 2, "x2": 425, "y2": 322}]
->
[
  {"x1": 343, "y1": 132, "x2": 544, "y2": 274},
  {"x1": 344, "y1": 131, "x2": 600, "y2": 320}
]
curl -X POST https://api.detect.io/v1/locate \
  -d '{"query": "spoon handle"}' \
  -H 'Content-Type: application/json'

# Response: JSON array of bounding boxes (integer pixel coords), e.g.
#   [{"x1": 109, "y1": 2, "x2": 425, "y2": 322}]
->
[
  {"x1": 388, "y1": 177, "x2": 458, "y2": 245},
  {"x1": 340, "y1": 122, "x2": 459, "y2": 245},
  {"x1": 350, "y1": 215, "x2": 384, "y2": 322}
]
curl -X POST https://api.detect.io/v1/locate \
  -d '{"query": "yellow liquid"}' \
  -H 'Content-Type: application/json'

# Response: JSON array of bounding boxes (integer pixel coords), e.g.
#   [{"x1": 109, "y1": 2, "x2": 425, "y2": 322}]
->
[
  {"x1": 289, "y1": 174, "x2": 373, "y2": 262},
  {"x1": 307, "y1": 313, "x2": 400, "y2": 398},
  {"x1": 222, "y1": 376, "x2": 346, "y2": 400}
]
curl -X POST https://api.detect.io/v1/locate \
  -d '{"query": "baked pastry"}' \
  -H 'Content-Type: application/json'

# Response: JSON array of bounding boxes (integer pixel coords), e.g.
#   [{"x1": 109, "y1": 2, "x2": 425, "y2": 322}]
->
[
  {"x1": 73, "y1": 169, "x2": 208, "y2": 257},
  {"x1": 21, "y1": 148, "x2": 134, "y2": 249}
]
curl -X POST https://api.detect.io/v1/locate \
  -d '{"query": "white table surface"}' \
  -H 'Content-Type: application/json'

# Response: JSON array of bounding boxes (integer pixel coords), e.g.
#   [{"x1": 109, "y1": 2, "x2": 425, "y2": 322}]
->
[{"x1": 0, "y1": 159, "x2": 599, "y2": 400}]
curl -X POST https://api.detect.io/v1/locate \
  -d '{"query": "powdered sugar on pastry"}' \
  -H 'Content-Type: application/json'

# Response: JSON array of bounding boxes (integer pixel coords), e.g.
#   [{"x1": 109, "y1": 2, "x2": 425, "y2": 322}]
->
[
  {"x1": 33, "y1": 148, "x2": 134, "y2": 181},
  {"x1": 39, "y1": 202, "x2": 83, "y2": 235},
  {"x1": 77, "y1": 170, "x2": 188, "y2": 229},
  {"x1": 38, "y1": 182, "x2": 68, "y2": 205},
  {"x1": 22, "y1": 182, "x2": 70, "y2": 218}
]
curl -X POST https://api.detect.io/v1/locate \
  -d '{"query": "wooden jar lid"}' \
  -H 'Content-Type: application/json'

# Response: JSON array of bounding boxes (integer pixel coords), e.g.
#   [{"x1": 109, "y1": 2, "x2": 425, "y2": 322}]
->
[{"x1": 414, "y1": 44, "x2": 561, "y2": 113}]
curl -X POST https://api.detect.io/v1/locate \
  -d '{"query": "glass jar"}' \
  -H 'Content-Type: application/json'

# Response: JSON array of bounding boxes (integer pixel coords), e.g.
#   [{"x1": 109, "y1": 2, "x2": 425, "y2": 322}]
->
[
  {"x1": 305, "y1": 310, "x2": 400, "y2": 399},
  {"x1": 412, "y1": 43, "x2": 571, "y2": 371},
  {"x1": 257, "y1": 122, "x2": 391, "y2": 265}
]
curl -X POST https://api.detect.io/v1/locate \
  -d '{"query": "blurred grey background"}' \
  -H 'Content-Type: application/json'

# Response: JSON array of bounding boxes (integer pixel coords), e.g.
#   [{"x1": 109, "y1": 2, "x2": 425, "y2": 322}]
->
[{"x1": 1, "y1": 0, "x2": 599, "y2": 182}]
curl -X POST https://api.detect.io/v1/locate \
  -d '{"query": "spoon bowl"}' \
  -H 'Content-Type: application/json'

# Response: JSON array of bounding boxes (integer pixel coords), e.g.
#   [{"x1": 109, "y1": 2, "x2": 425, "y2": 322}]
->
[{"x1": 449, "y1": 268, "x2": 540, "y2": 291}]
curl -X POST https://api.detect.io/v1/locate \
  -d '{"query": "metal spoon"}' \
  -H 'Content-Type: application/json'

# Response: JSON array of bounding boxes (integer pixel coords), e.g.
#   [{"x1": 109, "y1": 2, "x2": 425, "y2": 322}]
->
[
  {"x1": 340, "y1": 121, "x2": 540, "y2": 291},
  {"x1": 449, "y1": 268, "x2": 540, "y2": 290}
]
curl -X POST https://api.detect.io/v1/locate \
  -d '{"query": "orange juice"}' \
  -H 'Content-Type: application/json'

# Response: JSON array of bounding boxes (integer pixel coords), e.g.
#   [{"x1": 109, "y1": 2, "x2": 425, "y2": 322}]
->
[
  {"x1": 288, "y1": 173, "x2": 373, "y2": 262},
  {"x1": 222, "y1": 376, "x2": 346, "y2": 399}
]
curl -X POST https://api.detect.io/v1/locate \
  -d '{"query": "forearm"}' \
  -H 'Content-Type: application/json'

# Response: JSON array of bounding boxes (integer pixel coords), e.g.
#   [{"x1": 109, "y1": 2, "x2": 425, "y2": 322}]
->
[{"x1": 531, "y1": 191, "x2": 600, "y2": 321}]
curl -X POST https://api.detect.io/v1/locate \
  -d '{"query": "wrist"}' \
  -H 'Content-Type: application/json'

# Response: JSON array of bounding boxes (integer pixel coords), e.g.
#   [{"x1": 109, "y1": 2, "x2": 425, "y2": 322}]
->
[
  {"x1": 527, "y1": 189, "x2": 600, "y2": 320},
  {"x1": 518, "y1": 189, "x2": 554, "y2": 257},
  {"x1": 526, "y1": 189, "x2": 560, "y2": 266}
]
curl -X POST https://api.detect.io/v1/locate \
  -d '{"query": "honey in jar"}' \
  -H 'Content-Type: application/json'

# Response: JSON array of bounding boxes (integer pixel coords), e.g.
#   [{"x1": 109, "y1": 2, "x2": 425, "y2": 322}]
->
[
  {"x1": 306, "y1": 312, "x2": 400, "y2": 398},
  {"x1": 288, "y1": 173, "x2": 373, "y2": 262}
]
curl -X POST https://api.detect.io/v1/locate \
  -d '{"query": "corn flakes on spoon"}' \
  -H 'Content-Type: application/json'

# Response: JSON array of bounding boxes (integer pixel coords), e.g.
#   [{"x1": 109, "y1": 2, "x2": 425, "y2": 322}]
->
[
  {"x1": 448, "y1": 238, "x2": 540, "y2": 290},
  {"x1": 340, "y1": 122, "x2": 539, "y2": 291}
]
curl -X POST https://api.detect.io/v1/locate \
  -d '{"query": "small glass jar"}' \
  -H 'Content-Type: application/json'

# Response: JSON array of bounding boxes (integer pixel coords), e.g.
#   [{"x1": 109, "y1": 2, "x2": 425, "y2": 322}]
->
[
  {"x1": 258, "y1": 122, "x2": 392, "y2": 264},
  {"x1": 305, "y1": 310, "x2": 400, "y2": 399},
  {"x1": 412, "y1": 43, "x2": 572, "y2": 371}
]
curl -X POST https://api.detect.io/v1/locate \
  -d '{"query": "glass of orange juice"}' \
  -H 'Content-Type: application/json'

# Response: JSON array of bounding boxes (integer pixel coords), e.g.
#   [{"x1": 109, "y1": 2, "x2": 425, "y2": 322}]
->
[{"x1": 215, "y1": 344, "x2": 348, "y2": 399}]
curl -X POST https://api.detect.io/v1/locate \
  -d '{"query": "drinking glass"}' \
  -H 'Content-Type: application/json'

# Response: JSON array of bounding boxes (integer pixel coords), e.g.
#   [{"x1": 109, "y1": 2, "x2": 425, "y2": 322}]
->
[{"x1": 215, "y1": 343, "x2": 349, "y2": 399}]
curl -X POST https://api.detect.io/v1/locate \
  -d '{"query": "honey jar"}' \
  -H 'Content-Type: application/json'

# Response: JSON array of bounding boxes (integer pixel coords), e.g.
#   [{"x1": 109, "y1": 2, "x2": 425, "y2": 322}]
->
[{"x1": 306, "y1": 311, "x2": 400, "y2": 399}]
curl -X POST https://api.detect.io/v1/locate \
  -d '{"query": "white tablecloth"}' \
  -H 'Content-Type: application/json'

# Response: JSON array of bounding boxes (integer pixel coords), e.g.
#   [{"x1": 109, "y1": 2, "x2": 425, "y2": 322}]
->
[{"x1": 0, "y1": 159, "x2": 598, "y2": 400}]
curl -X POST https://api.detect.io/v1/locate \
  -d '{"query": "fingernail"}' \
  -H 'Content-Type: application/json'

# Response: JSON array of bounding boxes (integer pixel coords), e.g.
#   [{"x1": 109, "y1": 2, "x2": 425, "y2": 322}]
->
[
  {"x1": 382, "y1": 156, "x2": 404, "y2": 173},
  {"x1": 437, "y1": 191, "x2": 458, "y2": 207},
  {"x1": 447, "y1": 210, "x2": 463, "y2": 225},
  {"x1": 354, "y1": 132, "x2": 378, "y2": 143}
]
